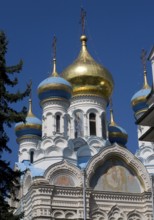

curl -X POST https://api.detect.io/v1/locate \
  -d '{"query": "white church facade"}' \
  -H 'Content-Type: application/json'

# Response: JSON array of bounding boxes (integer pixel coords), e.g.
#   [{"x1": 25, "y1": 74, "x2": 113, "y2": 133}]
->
[{"x1": 11, "y1": 24, "x2": 154, "y2": 219}]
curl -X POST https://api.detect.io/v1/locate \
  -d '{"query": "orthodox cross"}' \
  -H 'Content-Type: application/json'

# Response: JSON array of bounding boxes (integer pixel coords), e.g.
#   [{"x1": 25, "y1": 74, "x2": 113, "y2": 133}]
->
[
  {"x1": 141, "y1": 49, "x2": 147, "y2": 71},
  {"x1": 29, "y1": 80, "x2": 32, "y2": 100},
  {"x1": 80, "y1": 8, "x2": 86, "y2": 35},
  {"x1": 52, "y1": 35, "x2": 57, "y2": 60}
]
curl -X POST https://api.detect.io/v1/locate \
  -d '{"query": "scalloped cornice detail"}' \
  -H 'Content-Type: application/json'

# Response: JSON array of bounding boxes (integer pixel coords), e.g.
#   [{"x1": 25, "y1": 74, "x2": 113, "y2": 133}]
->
[{"x1": 41, "y1": 99, "x2": 70, "y2": 109}]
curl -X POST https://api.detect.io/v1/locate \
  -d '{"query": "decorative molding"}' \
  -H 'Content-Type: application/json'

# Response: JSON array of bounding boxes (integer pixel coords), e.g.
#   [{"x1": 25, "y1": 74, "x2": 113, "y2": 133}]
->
[
  {"x1": 44, "y1": 160, "x2": 82, "y2": 187},
  {"x1": 91, "y1": 191, "x2": 151, "y2": 201},
  {"x1": 42, "y1": 99, "x2": 70, "y2": 109},
  {"x1": 70, "y1": 95, "x2": 107, "y2": 107},
  {"x1": 86, "y1": 144, "x2": 152, "y2": 192}
]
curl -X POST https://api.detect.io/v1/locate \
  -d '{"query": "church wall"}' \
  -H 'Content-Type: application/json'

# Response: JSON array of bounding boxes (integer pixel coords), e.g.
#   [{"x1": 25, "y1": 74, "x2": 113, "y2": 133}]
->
[{"x1": 20, "y1": 184, "x2": 153, "y2": 220}]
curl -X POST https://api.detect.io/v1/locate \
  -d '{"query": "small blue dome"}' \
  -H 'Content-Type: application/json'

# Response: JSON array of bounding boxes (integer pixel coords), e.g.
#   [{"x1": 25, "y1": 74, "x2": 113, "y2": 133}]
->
[
  {"x1": 108, "y1": 109, "x2": 128, "y2": 146},
  {"x1": 131, "y1": 88, "x2": 151, "y2": 119},
  {"x1": 131, "y1": 70, "x2": 151, "y2": 119},
  {"x1": 37, "y1": 60, "x2": 72, "y2": 103},
  {"x1": 38, "y1": 76, "x2": 72, "y2": 102},
  {"x1": 108, "y1": 124, "x2": 128, "y2": 146},
  {"x1": 15, "y1": 100, "x2": 42, "y2": 139}
]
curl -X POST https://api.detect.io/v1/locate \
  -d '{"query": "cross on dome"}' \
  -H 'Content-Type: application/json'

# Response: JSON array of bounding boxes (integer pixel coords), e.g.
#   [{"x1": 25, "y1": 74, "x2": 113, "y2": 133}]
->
[
  {"x1": 141, "y1": 49, "x2": 147, "y2": 72},
  {"x1": 140, "y1": 49, "x2": 150, "y2": 89},
  {"x1": 51, "y1": 35, "x2": 58, "y2": 77},
  {"x1": 80, "y1": 8, "x2": 86, "y2": 35}
]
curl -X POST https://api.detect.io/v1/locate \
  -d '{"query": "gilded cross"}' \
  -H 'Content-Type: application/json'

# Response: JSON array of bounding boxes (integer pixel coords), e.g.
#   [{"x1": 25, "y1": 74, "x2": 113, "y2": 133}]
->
[
  {"x1": 80, "y1": 8, "x2": 86, "y2": 35},
  {"x1": 52, "y1": 35, "x2": 57, "y2": 59},
  {"x1": 141, "y1": 49, "x2": 147, "y2": 71},
  {"x1": 29, "y1": 80, "x2": 32, "y2": 100}
]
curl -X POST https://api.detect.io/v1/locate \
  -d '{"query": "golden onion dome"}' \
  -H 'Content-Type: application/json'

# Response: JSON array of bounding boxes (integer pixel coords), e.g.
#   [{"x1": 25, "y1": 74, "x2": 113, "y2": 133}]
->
[{"x1": 62, "y1": 35, "x2": 114, "y2": 100}]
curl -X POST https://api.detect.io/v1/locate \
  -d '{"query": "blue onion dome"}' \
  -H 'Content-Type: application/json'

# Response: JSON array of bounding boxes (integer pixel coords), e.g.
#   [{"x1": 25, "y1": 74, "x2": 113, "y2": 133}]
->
[
  {"x1": 108, "y1": 107, "x2": 128, "y2": 146},
  {"x1": 62, "y1": 35, "x2": 114, "y2": 101},
  {"x1": 131, "y1": 67, "x2": 151, "y2": 120},
  {"x1": 15, "y1": 99, "x2": 42, "y2": 139},
  {"x1": 37, "y1": 58, "x2": 72, "y2": 105}
]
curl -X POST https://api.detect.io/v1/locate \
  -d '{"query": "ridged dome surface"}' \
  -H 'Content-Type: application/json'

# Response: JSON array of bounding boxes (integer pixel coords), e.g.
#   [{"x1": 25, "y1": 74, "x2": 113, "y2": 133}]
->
[
  {"x1": 62, "y1": 35, "x2": 114, "y2": 100},
  {"x1": 38, "y1": 59, "x2": 72, "y2": 103},
  {"x1": 15, "y1": 100, "x2": 42, "y2": 138}
]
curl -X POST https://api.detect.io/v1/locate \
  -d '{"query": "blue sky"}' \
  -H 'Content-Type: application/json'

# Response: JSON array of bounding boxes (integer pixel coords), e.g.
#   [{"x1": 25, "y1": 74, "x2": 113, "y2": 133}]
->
[{"x1": 1, "y1": 0, "x2": 154, "y2": 166}]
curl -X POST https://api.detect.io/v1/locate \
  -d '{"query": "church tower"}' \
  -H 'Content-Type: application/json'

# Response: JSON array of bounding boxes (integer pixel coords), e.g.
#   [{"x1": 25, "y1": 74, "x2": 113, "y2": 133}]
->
[
  {"x1": 131, "y1": 49, "x2": 154, "y2": 174},
  {"x1": 13, "y1": 9, "x2": 153, "y2": 220}
]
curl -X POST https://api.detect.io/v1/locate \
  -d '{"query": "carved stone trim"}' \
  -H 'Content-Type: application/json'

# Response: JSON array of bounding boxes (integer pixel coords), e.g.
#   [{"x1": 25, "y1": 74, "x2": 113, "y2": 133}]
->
[
  {"x1": 86, "y1": 144, "x2": 151, "y2": 192},
  {"x1": 44, "y1": 160, "x2": 82, "y2": 187}
]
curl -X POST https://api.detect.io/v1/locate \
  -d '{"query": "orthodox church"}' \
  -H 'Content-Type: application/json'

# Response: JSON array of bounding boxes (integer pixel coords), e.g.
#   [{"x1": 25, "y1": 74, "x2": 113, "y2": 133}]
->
[{"x1": 12, "y1": 14, "x2": 154, "y2": 220}]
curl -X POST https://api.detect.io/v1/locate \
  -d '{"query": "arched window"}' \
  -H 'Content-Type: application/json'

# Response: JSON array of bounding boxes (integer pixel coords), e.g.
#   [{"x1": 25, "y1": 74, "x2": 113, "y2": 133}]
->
[
  {"x1": 89, "y1": 113, "x2": 96, "y2": 136},
  {"x1": 102, "y1": 113, "x2": 107, "y2": 139},
  {"x1": 56, "y1": 115, "x2": 60, "y2": 133},
  {"x1": 30, "y1": 151, "x2": 34, "y2": 163},
  {"x1": 74, "y1": 112, "x2": 83, "y2": 138}
]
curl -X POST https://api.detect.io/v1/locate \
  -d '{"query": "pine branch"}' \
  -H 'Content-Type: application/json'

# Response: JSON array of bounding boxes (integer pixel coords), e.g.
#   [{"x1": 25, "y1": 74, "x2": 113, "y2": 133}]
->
[
  {"x1": 4, "y1": 86, "x2": 31, "y2": 103},
  {"x1": 6, "y1": 60, "x2": 23, "y2": 74},
  {"x1": 0, "y1": 31, "x2": 30, "y2": 216}
]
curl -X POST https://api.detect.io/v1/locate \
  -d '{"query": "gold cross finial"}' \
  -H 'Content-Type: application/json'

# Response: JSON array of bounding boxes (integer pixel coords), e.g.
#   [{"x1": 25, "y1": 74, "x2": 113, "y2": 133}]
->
[
  {"x1": 141, "y1": 49, "x2": 147, "y2": 71},
  {"x1": 52, "y1": 35, "x2": 57, "y2": 60},
  {"x1": 80, "y1": 8, "x2": 86, "y2": 35},
  {"x1": 28, "y1": 79, "x2": 34, "y2": 117},
  {"x1": 51, "y1": 36, "x2": 58, "y2": 76},
  {"x1": 140, "y1": 49, "x2": 150, "y2": 89},
  {"x1": 29, "y1": 79, "x2": 32, "y2": 100}
]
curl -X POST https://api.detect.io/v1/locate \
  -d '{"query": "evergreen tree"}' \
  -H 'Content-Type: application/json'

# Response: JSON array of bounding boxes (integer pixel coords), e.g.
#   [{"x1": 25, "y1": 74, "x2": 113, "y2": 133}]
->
[{"x1": 0, "y1": 31, "x2": 30, "y2": 219}]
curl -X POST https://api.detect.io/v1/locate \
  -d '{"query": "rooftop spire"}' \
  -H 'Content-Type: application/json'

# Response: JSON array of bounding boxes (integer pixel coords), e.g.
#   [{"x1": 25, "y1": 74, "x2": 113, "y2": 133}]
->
[
  {"x1": 141, "y1": 49, "x2": 150, "y2": 89},
  {"x1": 27, "y1": 80, "x2": 34, "y2": 117},
  {"x1": 51, "y1": 35, "x2": 58, "y2": 77},
  {"x1": 79, "y1": 8, "x2": 88, "y2": 54},
  {"x1": 80, "y1": 7, "x2": 86, "y2": 35},
  {"x1": 109, "y1": 98, "x2": 116, "y2": 126}
]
